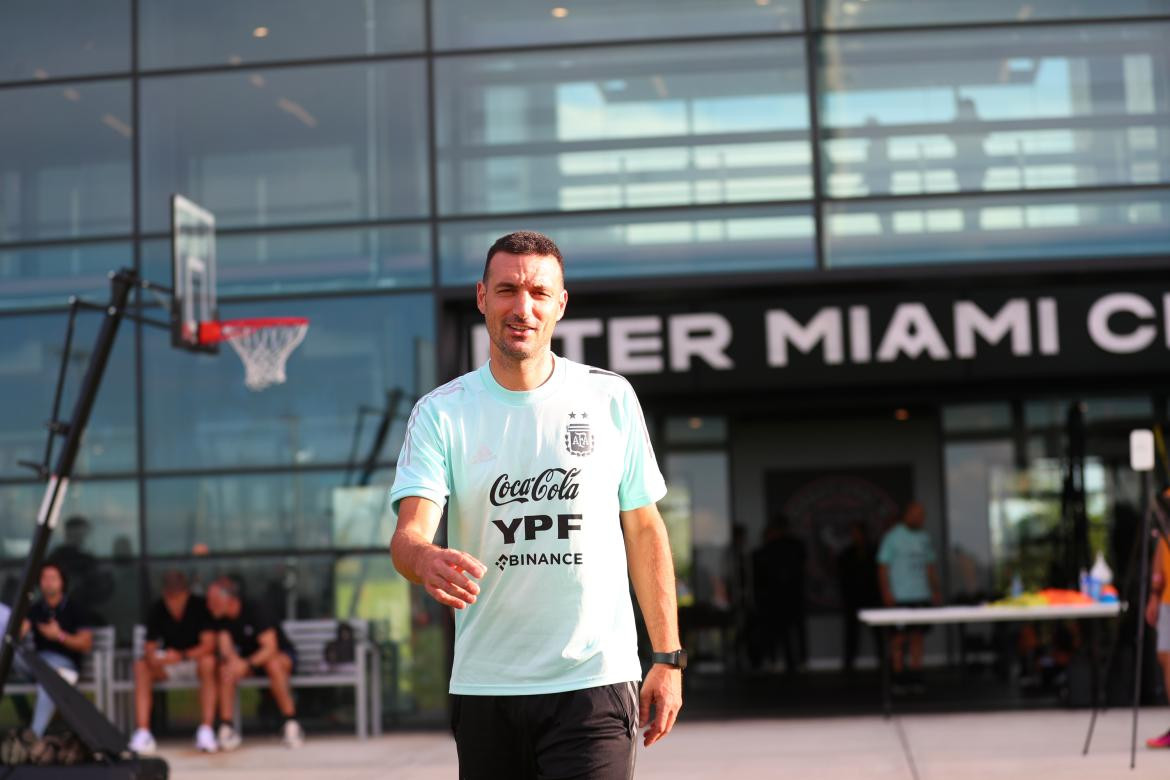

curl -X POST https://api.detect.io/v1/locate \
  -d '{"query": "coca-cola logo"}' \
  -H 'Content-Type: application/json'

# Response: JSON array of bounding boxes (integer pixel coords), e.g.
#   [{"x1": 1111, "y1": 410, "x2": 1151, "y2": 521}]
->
[{"x1": 490, "y1": 468, "x2": 581, "y2": 506}]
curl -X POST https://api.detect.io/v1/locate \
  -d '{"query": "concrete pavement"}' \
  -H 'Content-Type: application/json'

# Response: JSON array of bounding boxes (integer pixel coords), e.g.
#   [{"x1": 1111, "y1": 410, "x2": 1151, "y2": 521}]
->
[{"x1": 158, "y1": 708, "x2": 1170, "y2": 779}]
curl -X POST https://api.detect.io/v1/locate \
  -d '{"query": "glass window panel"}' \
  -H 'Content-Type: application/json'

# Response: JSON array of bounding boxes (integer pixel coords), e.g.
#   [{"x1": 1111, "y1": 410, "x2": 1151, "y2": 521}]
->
[
  {"x1": 0, "y1": 311, "x2": 136, "y2": 478},
  {"x1": 0, "y1": 479, "x2": 139, "y2": 560},
  {"x1": 139, "y1": 61, "x2": 429, "y2": 233},
  {"x1": 1026, "y1": 397, "x2": 1154, "y2": 428},
  {"x1": 440, "y1": 205, "x2": 815, "y2": 284},
  {"x1": 0, "y1": 241, "x2": 133, "y2": 310},
  {"x1": 942, "y1": 404, "x2": 1013, "y2": 434},
  {"x1": 432, "y1": 0, "x2": 801, "y2": 50},
  {"x1": 819, "y1": 0, "x2": 1169, "y2": 30},
  {"x1": 141, "y1": 224, "x2": 431, "y2": 297},
  {"x1": 820, "y1": 24, "x2": 1170, "y2": 198},
  {"x1": 664, "y1": 416, "x2": 728, "y2": 445},
  {"x1": 945, "y1": 440, "x2": 1012, "y2": 600},
  {"x1": 436, "y1": 41, "x2": 812, "y2": 216},
  {"x1": 0, "y1": 0, "x2": 129, "y2": 83},
  {"x1": 145, "y1": 471, "x2": 393, "y2": 555},
  {"x1": 139, "y1": 0, "x2": 424, "y2": 69},
  {"x1": 824, "y1": 188, "x2": 1170, "y2": 267},
  {"x1": 142, "y1": 293, "x2": 433, "y2": 470},
  {"x1": 0, "y1": 81, "x2": 133, "y2": 242}
]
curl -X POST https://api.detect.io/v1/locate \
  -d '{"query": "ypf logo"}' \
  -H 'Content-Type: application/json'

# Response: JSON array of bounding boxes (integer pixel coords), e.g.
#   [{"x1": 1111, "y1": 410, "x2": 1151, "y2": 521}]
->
[{"x1": 564, "y1": 411, "x2": 593, "y2": 457}]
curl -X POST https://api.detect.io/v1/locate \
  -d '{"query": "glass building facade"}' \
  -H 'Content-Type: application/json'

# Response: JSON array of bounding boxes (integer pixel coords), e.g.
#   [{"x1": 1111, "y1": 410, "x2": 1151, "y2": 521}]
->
[{"x1": 1, "y1": 1, "x2": 1169, "y2": 725}]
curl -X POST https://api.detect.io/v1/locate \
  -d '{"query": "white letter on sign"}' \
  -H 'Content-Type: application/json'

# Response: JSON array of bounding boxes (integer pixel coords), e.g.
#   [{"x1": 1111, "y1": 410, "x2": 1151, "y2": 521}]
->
[
  {"x1": 669, "y1": 313, "x2": 734, "y2": 371},
  {"x1": 876, "y1": 303, "x2": 950, "y2": 362},
  {"x1": 765, "y1": 308, "x2": 843, "y2": 367},
  {"x1": 554, "y1": 319, "x2": 603, "y2": 363},
  {"x1": 1088, "y1": 293, "x2": 1156, "y2": 354},
  {"x1": 609, "y1": 316, "x2": 663, "y2": 374},
  {"x1": 953, "y1": 299, "x2": 1031, "y2": 358}
]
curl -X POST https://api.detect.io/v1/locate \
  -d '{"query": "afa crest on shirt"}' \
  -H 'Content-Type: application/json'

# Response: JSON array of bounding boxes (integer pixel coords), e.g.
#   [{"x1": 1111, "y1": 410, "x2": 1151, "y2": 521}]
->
[{"x1": 564, "y1": 411, "x2": 594, "y2": 457}]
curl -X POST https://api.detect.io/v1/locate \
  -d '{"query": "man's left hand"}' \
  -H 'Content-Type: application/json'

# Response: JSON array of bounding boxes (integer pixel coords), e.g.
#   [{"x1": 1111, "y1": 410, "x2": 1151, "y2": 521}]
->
[
  {"x1": 639, "y1": 664, "x2": 682, "y2": 747},
  {"x1": 36, "y1": 620, "x2": 62, "y2": 641}
]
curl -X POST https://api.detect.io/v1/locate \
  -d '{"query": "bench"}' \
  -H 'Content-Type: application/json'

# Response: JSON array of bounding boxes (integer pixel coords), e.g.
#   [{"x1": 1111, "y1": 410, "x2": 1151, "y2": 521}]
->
[
  {"x1": 111, "y1": 619, "x2": 381, "y2": 738},
  {"x1": 7, "y1": 625, "x2": 116, "y2": 721}
]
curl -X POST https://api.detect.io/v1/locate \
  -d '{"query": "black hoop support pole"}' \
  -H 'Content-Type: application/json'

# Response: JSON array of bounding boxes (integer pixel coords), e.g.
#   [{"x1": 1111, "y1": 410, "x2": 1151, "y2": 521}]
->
[{"x1": 0, "y1": 268, "x2": 137, "y2": 698}]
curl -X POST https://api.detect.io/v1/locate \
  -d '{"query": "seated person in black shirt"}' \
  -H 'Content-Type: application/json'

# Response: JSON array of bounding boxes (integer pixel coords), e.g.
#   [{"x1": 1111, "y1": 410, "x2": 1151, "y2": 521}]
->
[
  {"x1": 128, "y1": 571, "x2": 218, "y2": 755},
  {"x1": 18, "y1": 562, "x2": 93, "y2": 737},
  {"x1": 206, "y1": 577, "x2": 303, "y2": 750}
]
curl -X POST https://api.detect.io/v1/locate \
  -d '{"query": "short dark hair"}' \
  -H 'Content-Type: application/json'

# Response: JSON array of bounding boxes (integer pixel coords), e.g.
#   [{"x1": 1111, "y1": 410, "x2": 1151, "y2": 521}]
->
[
  {"x1": 40, "y1": 561, "x2": 67, "y2": 590},
  {"x1": 483, "y1": 231, "x2": 564, "y2": 283},
  {"x1": 210, "y1": 575, "x2": 241, "y2": 600}
]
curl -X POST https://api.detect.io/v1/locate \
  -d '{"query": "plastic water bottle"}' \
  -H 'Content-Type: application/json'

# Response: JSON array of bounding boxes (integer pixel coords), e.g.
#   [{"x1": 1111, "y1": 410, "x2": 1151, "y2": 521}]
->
[
  {"x1": 1089, "y1": 553, "x2": 1112, "y2": 602},
  {"x1": 1010, "y1": 572, "x2": 1023, "y2": 599},
  {"x1": 1078, "y1": 568, "x2": 1090, "y2": 596}
]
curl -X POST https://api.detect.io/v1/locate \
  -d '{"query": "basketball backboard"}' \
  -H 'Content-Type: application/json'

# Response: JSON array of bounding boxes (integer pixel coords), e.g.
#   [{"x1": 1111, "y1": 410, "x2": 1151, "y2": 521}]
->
[{"x1": 171, "y1": 194, "x2": 218, "y2": 353}]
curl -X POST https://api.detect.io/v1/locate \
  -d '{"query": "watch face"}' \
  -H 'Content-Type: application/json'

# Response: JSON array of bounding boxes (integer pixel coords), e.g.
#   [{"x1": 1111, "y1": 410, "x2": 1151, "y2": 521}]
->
[{"x1": 676, "y1": 650, "x2": 688, "y2": 671}]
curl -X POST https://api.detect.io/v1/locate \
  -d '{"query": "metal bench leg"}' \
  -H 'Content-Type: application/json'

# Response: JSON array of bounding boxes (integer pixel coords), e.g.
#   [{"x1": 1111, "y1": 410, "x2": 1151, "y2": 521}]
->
[{"x1": 372, "y1": 647, "x2": 382, "y2": 736}]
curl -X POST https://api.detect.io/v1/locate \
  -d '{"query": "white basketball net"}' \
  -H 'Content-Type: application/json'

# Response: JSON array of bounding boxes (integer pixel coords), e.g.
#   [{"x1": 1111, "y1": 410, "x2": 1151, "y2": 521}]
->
[{"x1": 220, "y1": 321, "x2": 309, "y2": 391}]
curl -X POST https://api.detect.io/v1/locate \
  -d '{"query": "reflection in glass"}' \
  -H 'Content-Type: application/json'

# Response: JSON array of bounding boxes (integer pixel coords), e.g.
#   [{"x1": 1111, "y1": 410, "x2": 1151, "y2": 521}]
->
[
  {"x1": 143, "y1": 294, "x2": 433, "y2": 469},
  {"x1": 825, "y1": 188, "x2": 1170, "y2": 267},
  {"x1": 0, "y1": 1, "x2": 129, "y2": 83},
  {"x1": 0, "y1": 311, "x2": 137, "y2": 478},
  {"x1": 139, "y1": 0, "x2": 424, "y2": 69},
  {"x1": 818, "y1": 0, "x2": 1168, "y2": 30},
  {"x1": 432, "y1": 0, "x2": 801, "y2": 50},
  {"x1": 945, "y1": 441, "x2": 1012, "y2": 600},
  {"x1": 440, "y1": 206, "x2": 814, "y2": 284},
  {"x1": 141, "y1": 224, "x2": 431, "y2": 297},
  {"x1": 0, "y1": 81, "x2": 133, "y2": 241},
  {"x1": 0, "y1": 242, "x2": 133, "y2": 309},
  {"x1": 145, "y1": 471, "x2": 395, "y2": 555},
  {"x1": 820, "y1": 24, "x2": 1170, "y2": 199},
  {"x1": 436, "y1": 41, "x2": 811, "y2": 216},
  {"x1": 139, "y1": 61, "x2": 429, "y2": 232},
  {"x1": 0, "y1": 480, "x2": 139, "y2": 561},
  {"x1": 942, "y1": 404, "x2": 1012, "y2": 435}
]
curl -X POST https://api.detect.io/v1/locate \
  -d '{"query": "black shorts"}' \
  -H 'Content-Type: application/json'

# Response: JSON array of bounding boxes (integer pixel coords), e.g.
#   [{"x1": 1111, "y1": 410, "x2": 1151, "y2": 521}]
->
[
  {"x1": 451, "y1": 682, "x2": 639, "y2": 780},
  {"x1": 892, "y1": 601, "x2": 933, "y2": 635}
]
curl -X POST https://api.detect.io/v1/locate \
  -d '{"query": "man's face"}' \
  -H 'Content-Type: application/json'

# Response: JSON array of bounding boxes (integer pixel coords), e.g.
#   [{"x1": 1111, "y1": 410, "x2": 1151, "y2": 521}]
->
[
  {"x1": 39, "y1": 568, "x2": 63, "y2": 599},
  {"x1": 206, "y1": 586, "x2": 228, "y2": 618},
  {"x1": 476, "y1": 253, "x2": 567, "y2": 363},
  {"x1": 904, "y1": 503, "x2": 925, "y2": 529}
]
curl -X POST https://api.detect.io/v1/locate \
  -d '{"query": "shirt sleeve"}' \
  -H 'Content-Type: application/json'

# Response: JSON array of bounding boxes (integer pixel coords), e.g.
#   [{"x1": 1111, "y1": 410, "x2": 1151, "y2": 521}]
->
[
  {"x1": 614, "y1": 381, "x2": 667, "y2": 512},
  {"x1": 390, "y1": 397, "x2": 450, "y2": 515},
  {"x1": 876, "y1": 531, "x2": 895, "y2": 565}
]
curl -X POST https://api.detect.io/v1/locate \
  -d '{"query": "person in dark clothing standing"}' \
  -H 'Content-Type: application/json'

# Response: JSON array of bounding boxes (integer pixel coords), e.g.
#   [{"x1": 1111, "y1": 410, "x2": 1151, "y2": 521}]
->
[
  {"x1": 128, "y1": 571, "x2": 218, "y2": 755},
  {"x1": 752, "y1": 514, "x2": 807, "y2": 673},
  {"x1": 19, "y1": 562, "x2": 93, "y2": 736},
  {"x1": 838, "y1": 521, "x2": 882, "y2": 673},
  {"x1": 206, "y1": 577, "x2": 302, "y2": 751}
]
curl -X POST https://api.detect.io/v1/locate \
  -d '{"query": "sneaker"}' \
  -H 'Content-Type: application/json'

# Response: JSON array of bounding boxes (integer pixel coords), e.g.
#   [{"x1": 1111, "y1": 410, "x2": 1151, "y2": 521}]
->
[
  {"x1": 194, "y1": 724, "x2": 218, "y2": 753},
  {"x1": 1146, "y1": 730, "x2": 1170, "y2": 749},
  {"x1": 281, "y1": 719, "x2": 304, "y2": 749},
  {"x1": 128, "y1": 728, "x2": 156, "y2": 755},
  {"x1": 217, "y1": 723, "x2": 242, "y2": 752}
]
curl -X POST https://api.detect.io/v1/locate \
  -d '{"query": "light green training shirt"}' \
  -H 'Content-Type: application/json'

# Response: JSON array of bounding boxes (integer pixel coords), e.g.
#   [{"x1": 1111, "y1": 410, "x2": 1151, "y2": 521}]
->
[{"x1": 390, "y1": 355, "x2": 667, "y2": 695}]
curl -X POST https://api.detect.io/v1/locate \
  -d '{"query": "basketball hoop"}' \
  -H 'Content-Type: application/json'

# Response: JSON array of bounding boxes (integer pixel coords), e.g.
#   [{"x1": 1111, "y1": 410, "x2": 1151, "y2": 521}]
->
[{"x1": 199, "y1": 317, "x2": 309, "y2": 391}]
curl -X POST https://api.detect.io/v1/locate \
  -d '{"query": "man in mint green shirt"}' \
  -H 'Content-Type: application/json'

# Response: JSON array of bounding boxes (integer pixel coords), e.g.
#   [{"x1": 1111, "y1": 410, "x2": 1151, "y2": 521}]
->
[
  {"x1": 390, "y1": 231, "x2": 683, "y2": 779},
  {"x1": 877, "y1": 501, "x2": 941, "y2": 685}
]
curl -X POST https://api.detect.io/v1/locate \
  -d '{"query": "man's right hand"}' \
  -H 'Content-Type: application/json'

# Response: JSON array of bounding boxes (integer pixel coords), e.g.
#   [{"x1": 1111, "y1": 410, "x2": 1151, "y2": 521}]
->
[{"x1": 419, "y1": 548, "x2": 486, "y2": 610}]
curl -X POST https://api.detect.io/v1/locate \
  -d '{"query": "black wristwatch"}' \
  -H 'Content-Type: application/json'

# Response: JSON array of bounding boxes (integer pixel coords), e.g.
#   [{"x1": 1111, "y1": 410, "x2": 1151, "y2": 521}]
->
[{"x1": 651, "y1": 649, "x2": 687, "y2": 671}]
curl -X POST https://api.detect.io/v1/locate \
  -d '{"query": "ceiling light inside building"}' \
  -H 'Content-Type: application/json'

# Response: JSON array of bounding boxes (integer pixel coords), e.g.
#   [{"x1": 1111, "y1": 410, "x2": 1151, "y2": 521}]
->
[
  {"x1": 688, "y1": 417, "x2": 703, "y2": 430},
  {"x1": 894, "y1": 408, "x2": 910, "y2": 421},
  {"x1": 551, "y1": 7, "x2": 569, "y2": 18},
  {"x1": 253, "y1": 26, "x2": 269, "y2": 38}
]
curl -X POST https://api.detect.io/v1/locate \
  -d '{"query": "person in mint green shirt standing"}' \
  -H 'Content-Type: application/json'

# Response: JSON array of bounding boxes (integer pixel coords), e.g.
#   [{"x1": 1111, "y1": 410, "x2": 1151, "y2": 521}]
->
[
  {"x1": 877, "y1": 501, "x2": 942, "y2": 689},
  {"x1": 389, "y1": 231, "x2": 683, "y2": 779}
]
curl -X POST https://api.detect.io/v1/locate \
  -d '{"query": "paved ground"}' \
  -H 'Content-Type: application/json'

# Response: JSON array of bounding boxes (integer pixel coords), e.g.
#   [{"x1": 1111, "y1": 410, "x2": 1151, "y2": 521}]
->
[{"x1": 157, "y1": 707, "x2": 1170, "y2": 779}]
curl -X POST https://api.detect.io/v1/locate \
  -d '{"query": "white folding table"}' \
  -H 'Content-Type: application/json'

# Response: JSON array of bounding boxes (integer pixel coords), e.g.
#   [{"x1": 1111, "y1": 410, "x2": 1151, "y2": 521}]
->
[{"x1": 859, "y1": 603, "x2": 1123, "y2": 718}]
